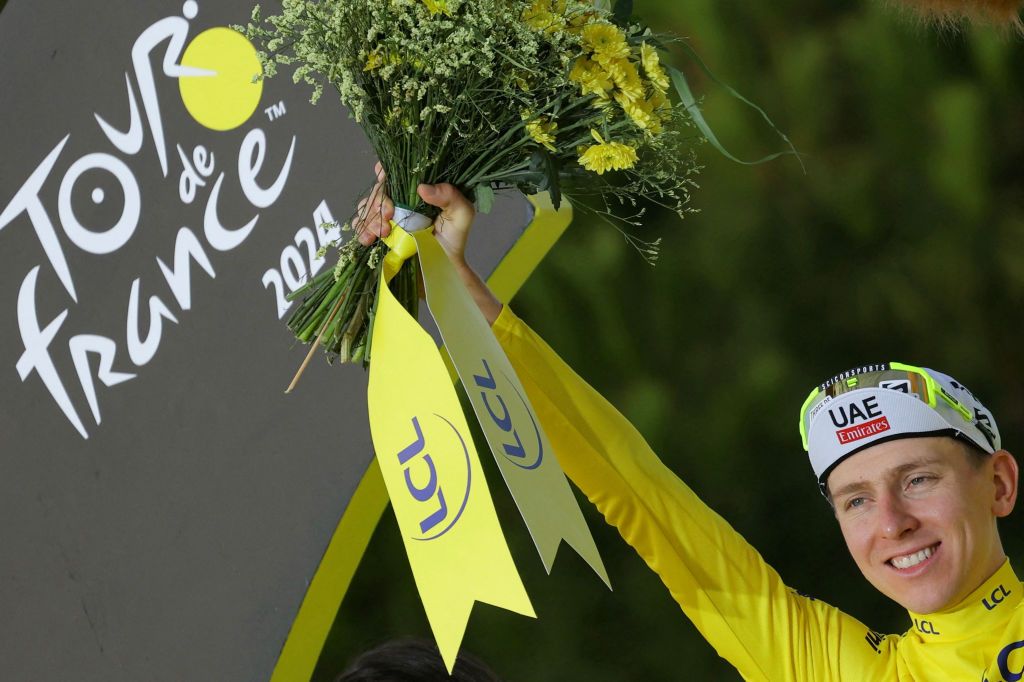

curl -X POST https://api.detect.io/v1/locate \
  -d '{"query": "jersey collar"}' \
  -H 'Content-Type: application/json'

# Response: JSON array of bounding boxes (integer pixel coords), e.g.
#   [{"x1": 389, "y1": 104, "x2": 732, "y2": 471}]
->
[{"x1": 906, "y1": 560, "x2": 1021, "y2": 641}]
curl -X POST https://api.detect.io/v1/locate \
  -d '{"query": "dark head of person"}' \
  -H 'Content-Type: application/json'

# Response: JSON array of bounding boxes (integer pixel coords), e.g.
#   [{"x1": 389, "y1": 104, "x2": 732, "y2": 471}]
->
[{"x1": 335, "y1": 638, "x2": 503, "y2": 682}]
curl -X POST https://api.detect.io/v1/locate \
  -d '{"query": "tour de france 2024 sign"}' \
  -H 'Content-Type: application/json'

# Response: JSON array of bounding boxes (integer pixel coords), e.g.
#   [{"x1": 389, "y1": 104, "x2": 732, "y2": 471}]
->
[{"x1": 0, "y1": 2, "x2": 531, "y2": 680}]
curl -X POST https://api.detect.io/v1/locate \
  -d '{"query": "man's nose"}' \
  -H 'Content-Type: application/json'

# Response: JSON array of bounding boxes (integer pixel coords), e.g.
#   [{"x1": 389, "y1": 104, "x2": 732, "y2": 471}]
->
[{"x1": 877, "y1": 493, "x2": 919, "y2": 539}]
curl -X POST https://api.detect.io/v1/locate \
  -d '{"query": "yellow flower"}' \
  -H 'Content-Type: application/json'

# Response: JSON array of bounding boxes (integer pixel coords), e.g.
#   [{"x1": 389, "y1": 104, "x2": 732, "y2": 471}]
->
[
  {"x1": 578, "y1": 129, "x2": 638, "y2": 175},
  {"x1": 523, "y1": 114, "x2": 559, "y2": 152},
  {"x1": 640, "y1": 43, "x2": 670, "y2": 92},
  {"x1": 582, "y1": 23, "x2": 630, "y2": 63},
  {"x1": 648, "y1": 89, "x2": 672, "y2": 122},
  {"x1": 591, "y1": 93, "x2": 615, "y2": 110},
  {"x1": 423, "y1": 0, "x2": 452, "y2": 16},
  {"x1": 522, "y1": 0, "x2": 566, "y2": 31},
  {"x1": 569, "y1": 57, "x2": 612, "y2": 96},
  {"x1": 616, "y1": 92, "x2": 660, "y2": 133},
  {"x1": 363, "y1": 49, "x2": 384, "y2": 72},
  {"x1": 363, "y1": 48, "x2": 401, "y2": 72},
  {"x1": 605, "y1": 57, "x2": 644, "y2": 102},
  {"x1": 523, "y1": 4, "x2": 555, "y2": 29},
  {"x1": 567, "y1": 9, "x2": 599, "y2": 31}
]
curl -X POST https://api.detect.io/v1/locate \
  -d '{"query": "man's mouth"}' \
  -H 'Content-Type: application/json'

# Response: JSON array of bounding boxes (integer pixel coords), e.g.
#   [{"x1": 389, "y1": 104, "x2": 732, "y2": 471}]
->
[{"x1": 887, "y1": 543, "x2": 940, "y2": 570}]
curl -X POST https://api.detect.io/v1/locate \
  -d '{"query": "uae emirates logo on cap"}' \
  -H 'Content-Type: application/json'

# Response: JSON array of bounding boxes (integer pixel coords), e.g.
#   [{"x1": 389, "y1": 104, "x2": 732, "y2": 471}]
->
[
  {"x1": 829, "y1": 396, "x2": 891, "y2": 445},
  {"x1": 836, "y1": 416, "x2": 891, "y2": 444}
]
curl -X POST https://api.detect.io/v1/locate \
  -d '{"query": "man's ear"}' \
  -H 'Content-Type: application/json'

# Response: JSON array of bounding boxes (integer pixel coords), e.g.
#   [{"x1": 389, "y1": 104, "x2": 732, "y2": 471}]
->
[{"x1": 991, "y1": 450, "x2": 1019, "y2": 518}]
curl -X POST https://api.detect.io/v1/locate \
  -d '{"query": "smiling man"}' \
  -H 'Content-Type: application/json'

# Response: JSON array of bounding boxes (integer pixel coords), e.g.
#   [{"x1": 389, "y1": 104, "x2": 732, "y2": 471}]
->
[
  {"x1": 801, "y1": 366, "x2": 1015, "y2": 615},
  {"x1": 796, "y1": 365, "x2": 1021, "y2": 678},
  {"x1": 356, "y1": 176, "x2": 1022, "y2": 681}
]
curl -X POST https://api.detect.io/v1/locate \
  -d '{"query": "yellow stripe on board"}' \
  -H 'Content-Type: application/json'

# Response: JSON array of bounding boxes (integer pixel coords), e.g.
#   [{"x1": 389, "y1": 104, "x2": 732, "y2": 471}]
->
[
  {"x1": 270, "y1": 459, "x2": 389, "y2": 682},
  {"x1": 269, "y1": 192, "x2": 573, "y2": 682},
  {"x1": 488, "y1": 192, "x2": 573, "y2": 302}
]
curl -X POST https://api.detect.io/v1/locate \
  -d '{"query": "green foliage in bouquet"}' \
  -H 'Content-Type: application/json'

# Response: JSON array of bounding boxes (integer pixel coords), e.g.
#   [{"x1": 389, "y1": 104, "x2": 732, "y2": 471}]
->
[{"x1": 241, "y1": 0, "x2": 702, "y2": 367}]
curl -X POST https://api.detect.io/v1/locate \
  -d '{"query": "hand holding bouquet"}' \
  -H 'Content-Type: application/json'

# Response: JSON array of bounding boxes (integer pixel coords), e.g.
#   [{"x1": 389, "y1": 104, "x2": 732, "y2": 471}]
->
[
  {"x1": 353, "y1": 163, "x2": 475, "y2": 278},
  {"x1": 356, "y1": 163, "x2": 506, "y2": 322},
  {"x1": 241, "y1": 0, "x2": 701, "y2": 371}
]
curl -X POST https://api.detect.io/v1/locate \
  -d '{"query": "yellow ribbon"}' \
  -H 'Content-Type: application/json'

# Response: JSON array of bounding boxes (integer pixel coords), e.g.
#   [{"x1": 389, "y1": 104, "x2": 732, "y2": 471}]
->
[
  {"x1": 412, "y1": 229, "x2": 608, "y2": 584},
  {"x1": 367, "y1": 222, "x2": 534, "y2": 673},
  {"x1": 381, "y1": 224, "x2": 418, "y2": 282}
]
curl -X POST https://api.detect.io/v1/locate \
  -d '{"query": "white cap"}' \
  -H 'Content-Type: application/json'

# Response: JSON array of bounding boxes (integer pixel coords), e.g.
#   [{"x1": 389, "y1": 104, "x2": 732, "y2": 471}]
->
[{"x1": 805, "y1": 366, "x2": 1000, "y2": 490}]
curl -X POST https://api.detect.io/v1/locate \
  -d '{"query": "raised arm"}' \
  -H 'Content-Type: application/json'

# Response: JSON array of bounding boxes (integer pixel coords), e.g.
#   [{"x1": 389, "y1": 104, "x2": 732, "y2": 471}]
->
[
  {"x1": 491, "y1": 306, "x2": 894, "y2": 681},
  {"x1": 355, "y1": 175, "x2": 894, "y2": 681}
]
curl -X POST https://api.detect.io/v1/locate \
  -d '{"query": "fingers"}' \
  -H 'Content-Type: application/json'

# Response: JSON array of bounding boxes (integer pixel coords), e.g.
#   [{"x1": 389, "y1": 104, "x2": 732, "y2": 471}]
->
[
  {"x1": 417, "y1": 183, "x2": 474, "y2": 264},
  {"x1": 417, "y1": 183, "x2": 474, "y2": 227},
  {"x1": 355, "y1": 202, "x2": 393, "y2": 245},
  {"x1": 355, "y1": 165, "x2": 394, "y2": 246},
  {"x1": 352, "y1": 172, "x2": 473, "y2": 249}
]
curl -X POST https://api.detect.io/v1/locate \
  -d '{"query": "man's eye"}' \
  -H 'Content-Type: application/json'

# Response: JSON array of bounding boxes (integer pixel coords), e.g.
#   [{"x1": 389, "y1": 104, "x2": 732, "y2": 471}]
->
[
  {"x1": 909, "y1": 475, "x2": 931, "y2": 487},
  {"x1": 846, "y1": 497, "x2": 866, "y2": 510}
]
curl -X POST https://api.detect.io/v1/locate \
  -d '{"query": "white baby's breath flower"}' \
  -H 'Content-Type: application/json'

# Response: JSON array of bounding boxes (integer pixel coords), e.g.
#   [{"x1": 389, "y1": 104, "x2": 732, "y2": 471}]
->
[{"x1": 244, "y1": 0, "x2": 701, "y2": 363}]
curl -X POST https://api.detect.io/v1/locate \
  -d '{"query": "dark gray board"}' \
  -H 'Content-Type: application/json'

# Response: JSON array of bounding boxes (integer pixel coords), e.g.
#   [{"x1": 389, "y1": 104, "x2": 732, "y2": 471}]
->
[{"x1": 0, "y1": 2, "x2": 532, "y2": 680}]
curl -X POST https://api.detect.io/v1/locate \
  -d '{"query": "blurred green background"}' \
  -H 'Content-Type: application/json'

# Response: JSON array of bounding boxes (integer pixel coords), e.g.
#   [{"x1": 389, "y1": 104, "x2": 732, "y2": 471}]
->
[{"x1": 318, "y1": 1, "x2": 1024, "y2": 680}]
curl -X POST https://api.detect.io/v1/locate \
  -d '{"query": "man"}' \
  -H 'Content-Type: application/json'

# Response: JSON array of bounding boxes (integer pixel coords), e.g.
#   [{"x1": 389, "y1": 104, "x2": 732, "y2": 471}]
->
[{"x1": 356, "y1": 172, "x2": 1021, "y2": 680}]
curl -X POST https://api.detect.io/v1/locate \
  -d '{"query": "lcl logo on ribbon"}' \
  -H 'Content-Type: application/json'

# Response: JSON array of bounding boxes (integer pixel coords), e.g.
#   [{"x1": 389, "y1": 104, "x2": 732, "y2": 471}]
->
[
  {"x1": 472, "y1": 358, "x2": 544, "y2": 471},
  {"x1": 396, "y1": 415, "x2": 473, "y2": 541}
]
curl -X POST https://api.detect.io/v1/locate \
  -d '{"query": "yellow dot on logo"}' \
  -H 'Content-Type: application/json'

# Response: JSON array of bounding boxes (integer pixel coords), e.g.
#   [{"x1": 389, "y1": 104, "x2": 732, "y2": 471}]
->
[{"x1": 179, "y1": 27, "x2": 263, "y2": 131}]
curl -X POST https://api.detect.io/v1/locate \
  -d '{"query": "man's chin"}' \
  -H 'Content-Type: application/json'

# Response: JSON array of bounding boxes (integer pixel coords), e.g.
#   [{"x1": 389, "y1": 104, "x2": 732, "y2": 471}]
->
[
  {"x1": 895, "y1": 592, "x2": 953, "y2": 615},
  {"x1": 865, "y1": 571, "x2": 956, "y2": 614},
  {"x1": 881, "y1": 579, "x2": 959, "y2": 614}
]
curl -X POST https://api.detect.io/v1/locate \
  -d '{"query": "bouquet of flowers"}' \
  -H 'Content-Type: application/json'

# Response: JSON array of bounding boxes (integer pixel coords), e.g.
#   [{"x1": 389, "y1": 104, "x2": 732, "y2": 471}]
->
[{"x1": 242, "y1": 0, "x2": 705, "y2": 369}]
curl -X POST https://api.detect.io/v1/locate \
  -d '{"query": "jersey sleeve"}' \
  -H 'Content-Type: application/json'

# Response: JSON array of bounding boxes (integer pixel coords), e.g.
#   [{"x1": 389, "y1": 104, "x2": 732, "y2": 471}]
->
[{"x1": 492, "y1": 305, "x2": 894, "y2": 682}]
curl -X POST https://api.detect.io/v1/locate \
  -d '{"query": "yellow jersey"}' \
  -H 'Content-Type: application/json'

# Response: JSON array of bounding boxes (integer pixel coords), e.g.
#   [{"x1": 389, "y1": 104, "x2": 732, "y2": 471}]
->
[{"x1": 493, "y1": 306, "x2": 1024, "y2": 682}]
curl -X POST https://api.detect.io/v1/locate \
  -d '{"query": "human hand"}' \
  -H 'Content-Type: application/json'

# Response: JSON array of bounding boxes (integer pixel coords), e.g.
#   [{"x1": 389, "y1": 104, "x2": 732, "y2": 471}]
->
[
  {"x1": 354, "y1": 162, "x2": 501, "y2": 323},
  {"x1": 355, "y1": 163, "x2": 476, "y2": 268}
]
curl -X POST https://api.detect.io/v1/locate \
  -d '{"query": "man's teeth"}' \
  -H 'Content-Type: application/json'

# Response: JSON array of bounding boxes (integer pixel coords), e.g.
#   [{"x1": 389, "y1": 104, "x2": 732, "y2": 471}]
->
[{"x1": 891, "y1": 546, "x2": 935, "y2": 569}]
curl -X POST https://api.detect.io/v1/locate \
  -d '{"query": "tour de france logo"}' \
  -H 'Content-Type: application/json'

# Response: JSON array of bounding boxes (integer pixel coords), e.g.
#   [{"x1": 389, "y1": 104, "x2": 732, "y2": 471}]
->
[
  {"x1": 2, "y1": 1, "x2": 297, "y2": 440},
  {"x1": 177, "y1": 10, "x2": 264, "y2": 131},
  {"x1": 395, "y1": 414, "x2": 474, "y2": 542}
]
